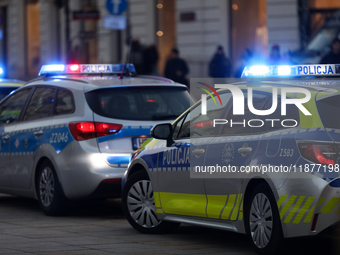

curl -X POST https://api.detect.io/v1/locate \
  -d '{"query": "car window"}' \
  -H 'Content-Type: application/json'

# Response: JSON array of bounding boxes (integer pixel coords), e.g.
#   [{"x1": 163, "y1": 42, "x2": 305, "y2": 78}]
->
[
  {"x1": 172, "y1": 115, "x2": 185, "y2": 139},
  {"x1": 306, "y1": 27, "x2": 339, "y2": 52},
  {"x1": 23, "y1": 87, "x2": 56, "y2": 121},
  {"x1": 0, "y1": 87, "x2": 19, "y2": 101},
  {"x1": 85, "y1": 87, "x2": 193, "y2": 121},
  {"x1": 221, "y1": 92, "x2": 267, "y2": 135},
  {"x1": 0, "y1": 88, "x2": 31, "y2": 124},
  {"x1": 255, "y1": 96, "x2": 299, "y2": 132},
  {"x1": 317, "y1": 94, "x2": 340, "y2": 129},
  {"x1": 55, "y1": 89, "x2": 74, "y2": 115},
  {"x1": 177, "y1": 92, "x2": 231, "y2": 139}
]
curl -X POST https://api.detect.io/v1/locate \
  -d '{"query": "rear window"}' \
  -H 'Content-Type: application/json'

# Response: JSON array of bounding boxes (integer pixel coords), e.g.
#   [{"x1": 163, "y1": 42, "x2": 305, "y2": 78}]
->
[
  {"x1": 0, "y1": 87, "x2": 19, "y2": 101},
  {"x1": 317, "y1": 94, "x2": 340, "y2": 129},
  {"x1": 85, "y1": 86, "x2": 193, "y2": 121}
]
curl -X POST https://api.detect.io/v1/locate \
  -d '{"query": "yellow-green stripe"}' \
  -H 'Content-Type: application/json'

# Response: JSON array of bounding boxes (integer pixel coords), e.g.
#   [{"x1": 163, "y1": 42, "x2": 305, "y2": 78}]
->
[
  {"x1": 317, "y1": 197, "x2": 326, "y2": 207},
  {"x1": 280, "y1": 195, "x2": 297, "y2": 220},
  {"x1": 206, "y1": 195, "x2": 228, "y2": 219},
  {"x1": 320, "y1": 198, "x2": 340, "y2": 214},
  {"x1": 284, "y1": 196, "x2": 305, "y2": 223},
  {"x1": 221, "y1": 194, "x2": 237, "y2": 220},
  {"x1": 293, "y1": 197, "x2": 315, "y2": 224},
  {"x1": 277, "y1": 195, "x2": 288, "y2": 209},
  {"x1": 304, "y1": 206, "x2": 315, "y2": 223},
  {"x1": 230, "y1": 194, "x2": 243, "y2": 220}
]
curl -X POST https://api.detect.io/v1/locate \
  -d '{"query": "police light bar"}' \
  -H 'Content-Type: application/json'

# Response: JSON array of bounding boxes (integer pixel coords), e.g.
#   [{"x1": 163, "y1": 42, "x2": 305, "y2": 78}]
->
[
  {"x1": 241, "y1": 64, "x2": 340, "y2": 78},
  {"x1": 38, "y1": 64, "x2": 136, "y2": 76}
]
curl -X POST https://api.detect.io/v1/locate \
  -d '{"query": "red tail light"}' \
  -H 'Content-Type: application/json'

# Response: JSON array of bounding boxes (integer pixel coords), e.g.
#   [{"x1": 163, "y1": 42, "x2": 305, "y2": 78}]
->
[
  {"x1": 69, "y1": 122, "x2": 122, "y2": 141},
  {"x1": 95, "y1": 123, "x2": 122, "y2": 137},
  {"x1": 311, "y1": 213, "x2": 319, "y2": 231},
  {"x1": 298, "y1": 143, "x2": 338, "y2": 165}
]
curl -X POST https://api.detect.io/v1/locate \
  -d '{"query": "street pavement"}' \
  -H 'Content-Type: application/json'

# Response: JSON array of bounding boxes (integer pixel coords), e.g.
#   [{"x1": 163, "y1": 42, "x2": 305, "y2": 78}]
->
[{"x1": 0, "y1": 193, "x2": 338, "y2": 255}]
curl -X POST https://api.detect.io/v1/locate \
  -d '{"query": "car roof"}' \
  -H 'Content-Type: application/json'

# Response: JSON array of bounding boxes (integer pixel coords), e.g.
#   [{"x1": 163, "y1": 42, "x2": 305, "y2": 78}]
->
[
  {"x1": 234, "y1": 78, "x2": 340, "y2": 93},
  {"x1": 25, "y1": 75, "x2": 187, "y2": 91}
]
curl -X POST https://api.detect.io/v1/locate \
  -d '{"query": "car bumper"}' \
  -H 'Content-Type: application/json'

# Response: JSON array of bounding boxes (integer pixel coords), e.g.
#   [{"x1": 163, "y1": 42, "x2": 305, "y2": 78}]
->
[
  {"x1": 52, "y1": 140, "x2": 127, "y2": 199},
  {"x1": 278, "y1": 176, "x2": 340, "y2": 238}
]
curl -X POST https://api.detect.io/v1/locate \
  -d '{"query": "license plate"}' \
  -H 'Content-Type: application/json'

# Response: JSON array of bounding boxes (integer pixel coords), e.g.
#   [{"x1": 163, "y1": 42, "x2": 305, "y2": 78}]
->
[{"x1": 133, "y1": 137, "x2": 150, "y2": 150}]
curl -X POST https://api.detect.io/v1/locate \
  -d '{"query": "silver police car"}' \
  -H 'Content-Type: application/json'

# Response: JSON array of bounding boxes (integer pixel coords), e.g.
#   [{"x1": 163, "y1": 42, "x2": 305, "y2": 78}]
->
[
  {"x1": 0, "y1": 64, "x2": 193, "y2": 215},
  {"x1": 122, "y1": 64, "x2": 340, "y2": 255}
]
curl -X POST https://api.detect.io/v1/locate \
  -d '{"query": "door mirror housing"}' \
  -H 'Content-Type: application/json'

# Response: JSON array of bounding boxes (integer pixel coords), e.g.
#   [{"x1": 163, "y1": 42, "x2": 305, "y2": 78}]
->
[
  {"x1": 151, "y1": 123, "x2": 174, "y2": 147},
  {"x1": 151, "y1": 123, "x2": 172, "y2": 139}
]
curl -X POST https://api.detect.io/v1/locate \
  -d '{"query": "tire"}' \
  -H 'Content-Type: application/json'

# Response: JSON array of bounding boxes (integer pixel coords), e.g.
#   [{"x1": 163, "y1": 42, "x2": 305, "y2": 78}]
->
[
  {"x1": 244, "y1": 183, "x2": 284, "y2": 255},
  {"x1": 36, "y1": 160, "x2": 66, "y2": 216},
  {"x1": 122, "y1": 171, "x2": 180, "y2": 234}
]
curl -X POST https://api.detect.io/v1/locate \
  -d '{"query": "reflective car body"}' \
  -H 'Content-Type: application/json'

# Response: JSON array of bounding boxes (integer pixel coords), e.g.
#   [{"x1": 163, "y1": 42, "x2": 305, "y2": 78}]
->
[{"x1": 0, "y1": 65, "x2": 193, "y2": 215}]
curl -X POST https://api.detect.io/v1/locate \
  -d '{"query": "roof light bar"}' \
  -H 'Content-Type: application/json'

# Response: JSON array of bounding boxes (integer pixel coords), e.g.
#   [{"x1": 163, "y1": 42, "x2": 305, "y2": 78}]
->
[
  {"x1": 38, "y1": 64, "x2": 136, "y2": 76},
  {"x1": 241, "y1": 64, "x2": 340, "y2": 78}
]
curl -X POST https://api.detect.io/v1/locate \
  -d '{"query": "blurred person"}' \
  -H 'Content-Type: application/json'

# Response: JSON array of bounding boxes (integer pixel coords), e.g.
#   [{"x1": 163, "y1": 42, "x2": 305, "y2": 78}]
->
[
  {"x1": 283, "y1": 50, "x2": 296, "y2": 65},
  {"x1": 143, "y1": 44, "x2": 159, "y2": 75},
  {"x1": 70, "y1": 45, "x2": 81, "y2": 64},
  {"x1": 209, "y1": 45, "x2": 231, "y2": 78},
  {"x1": 131, "y1": 39, "x2": 144, "y2": 74},
  {"x1": 234, "y1": 48, "x2": 253, "y2": 78},
  {"x1": 320, "y1": 38, "x2": 340, "y2": 64},
  {"x1": 268, "y1": 44, "x2": 283, "y2": 65},
  {"x1": 164, "y1": 48, "x2": 189, "y2": 86}
]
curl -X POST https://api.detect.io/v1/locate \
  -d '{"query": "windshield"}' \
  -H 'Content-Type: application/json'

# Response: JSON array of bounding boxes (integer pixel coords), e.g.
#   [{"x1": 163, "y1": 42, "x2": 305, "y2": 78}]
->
[
  {"x1": 306, "y1": 27, "x2": 339, "y2": 52},
  {"x1": 86, "y1": 86, "x2": 194, "y2": 121},
  {"x1": 0, "y1": 87, "x2": 19, "y2": 101},
  {"x1": 317, "y1": 94, "x2": 340, "y2": 129}
]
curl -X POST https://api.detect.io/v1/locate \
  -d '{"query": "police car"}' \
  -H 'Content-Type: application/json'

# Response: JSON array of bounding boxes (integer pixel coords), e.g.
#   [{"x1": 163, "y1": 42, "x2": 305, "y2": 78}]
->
[
  {"x1": 0, "y1": 63, "x2": 193, "y2": 215},
  {"x1": 0, "y1": 78, "x2": 25, "y2": 101},
  {"x1": 122, "y1": 64, "x2": 340, "y2": 254}
]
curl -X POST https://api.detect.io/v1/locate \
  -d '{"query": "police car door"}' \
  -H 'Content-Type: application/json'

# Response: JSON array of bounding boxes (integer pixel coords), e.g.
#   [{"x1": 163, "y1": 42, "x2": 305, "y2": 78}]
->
[
  {"x1": 0, "y1": 88, "x2": 32, "y2": 188},
  {"x1": 204, "y1": 90, "x2": 268, "y2": 221},
  {"x1": 157, "y1": 94, "x2": 226, "y2": 218},
  {"x1": 10, "y1": 87, "x2": 55, "y2": 189}
]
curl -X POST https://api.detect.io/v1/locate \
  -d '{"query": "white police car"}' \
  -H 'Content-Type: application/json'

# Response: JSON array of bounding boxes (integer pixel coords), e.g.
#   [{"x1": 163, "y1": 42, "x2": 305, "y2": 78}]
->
[
  {"x1": 122, "y1": 64, "x2": 340, "y2": 254},
  {"x1": 0, "y1": 63, "x2": 193, "y2": 215}
]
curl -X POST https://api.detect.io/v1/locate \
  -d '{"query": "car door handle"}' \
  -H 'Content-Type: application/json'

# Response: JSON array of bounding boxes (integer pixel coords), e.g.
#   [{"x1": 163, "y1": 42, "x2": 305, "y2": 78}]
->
[
  {"x1": 192, "y1": 148, "x2": 205, "y2": 158},
  {"x1": 34, "y1": 130, "x2": 44, "y2": 138},
  {"x1": 238, "y1": 144, "x2": 252, "y2": 157},
  {"x1": 2, "y1": 134, "x2": 10, "y2": 142}
]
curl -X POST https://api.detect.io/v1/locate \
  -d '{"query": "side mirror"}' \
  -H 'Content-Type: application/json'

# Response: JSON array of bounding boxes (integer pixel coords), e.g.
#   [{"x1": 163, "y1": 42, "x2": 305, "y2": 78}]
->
[{"x1": 151, "y1": 123, "x2": 174, "y2": 146}]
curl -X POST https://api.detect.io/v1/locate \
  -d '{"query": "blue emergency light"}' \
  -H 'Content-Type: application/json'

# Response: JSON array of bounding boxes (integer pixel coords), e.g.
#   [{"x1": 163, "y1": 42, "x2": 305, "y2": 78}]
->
[
  {"x1": 242, "y1": 64, "x2": 340, "y2": 78},
  {"x1": 38, "y1": 63, "x2": 136, "y2": 76}
]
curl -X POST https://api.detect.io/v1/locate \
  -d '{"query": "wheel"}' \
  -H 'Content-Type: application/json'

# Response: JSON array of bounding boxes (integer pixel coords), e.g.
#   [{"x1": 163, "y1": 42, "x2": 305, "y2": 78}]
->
[
  {"x1": 244, "y1": 183, "x2": 283, "y2": 255},
  {"x1": 122, "y1": 171, "x2": 180, "y2": 234},
  {"x1": 36, "y1": 160, "x2": 66, "y2": 216}
]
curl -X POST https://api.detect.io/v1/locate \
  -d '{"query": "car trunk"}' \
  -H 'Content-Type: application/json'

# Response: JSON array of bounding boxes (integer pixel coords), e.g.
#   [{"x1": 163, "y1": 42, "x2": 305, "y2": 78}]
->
[{"x1": 85, "y1": 86, "x2": 193, "y2": 167}]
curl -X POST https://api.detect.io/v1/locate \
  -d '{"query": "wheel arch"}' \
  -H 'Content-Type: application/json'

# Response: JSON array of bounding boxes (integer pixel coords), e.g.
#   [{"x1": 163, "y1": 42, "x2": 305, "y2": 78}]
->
[
  {"x1": 126, "y1": 158, "x2": 150, "y2": 180},
  {"x1": 34, "y1": 157, "x2": 59, "y2": 198},
  {"x1": 243, "y1": 177, "x2": 279, "y2": 211}
]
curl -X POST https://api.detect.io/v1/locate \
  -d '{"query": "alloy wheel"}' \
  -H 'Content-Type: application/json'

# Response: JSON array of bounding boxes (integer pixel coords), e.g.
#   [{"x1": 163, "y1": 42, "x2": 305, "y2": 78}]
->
[
  {"x1": 249, "y1": 193, "x2": 273, "y2": 248},
  {"x1": 127, "y1": 180, "x2": 161, "y2": 228},
  {"x1": 39, "y1": 167, "x2": 55, "y2": 207}
]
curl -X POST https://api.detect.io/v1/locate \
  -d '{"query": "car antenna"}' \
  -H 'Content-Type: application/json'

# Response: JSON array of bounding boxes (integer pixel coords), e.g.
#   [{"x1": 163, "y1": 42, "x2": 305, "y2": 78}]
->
[{"x1": 119, "y1": 36, "x2": 133, "y2": 79}]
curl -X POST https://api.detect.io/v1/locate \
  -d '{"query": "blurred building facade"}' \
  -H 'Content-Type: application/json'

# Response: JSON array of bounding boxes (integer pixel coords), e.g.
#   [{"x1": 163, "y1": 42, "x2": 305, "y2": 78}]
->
[{"x1": 0, "y1": 0, "x2": 339, "y2": 80}]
